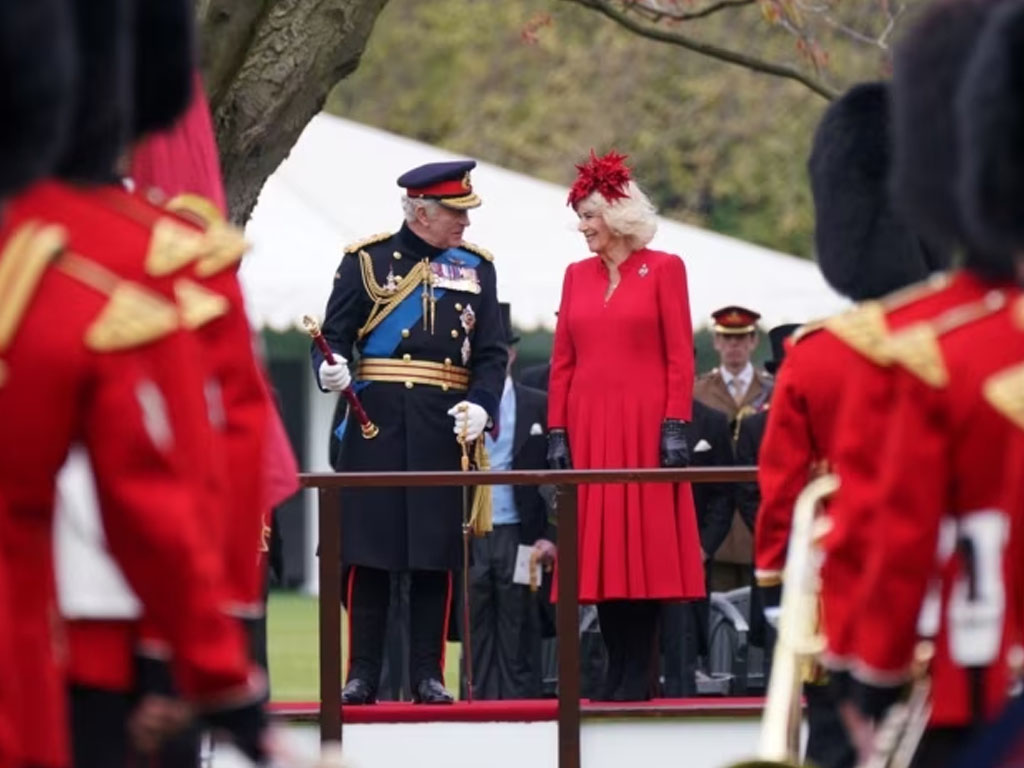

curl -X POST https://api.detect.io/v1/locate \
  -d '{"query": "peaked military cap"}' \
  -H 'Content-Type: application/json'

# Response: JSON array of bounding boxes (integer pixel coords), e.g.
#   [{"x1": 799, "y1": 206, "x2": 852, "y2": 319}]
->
[
  {"x1": 711, "y1": 305, "x2": 761, "y2": 335},
  {"x1": 398, "y1": 160, "x2": 482, "y2": 209}
]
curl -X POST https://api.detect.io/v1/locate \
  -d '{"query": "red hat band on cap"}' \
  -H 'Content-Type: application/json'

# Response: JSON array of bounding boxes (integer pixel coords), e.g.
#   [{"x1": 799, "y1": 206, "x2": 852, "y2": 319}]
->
[{"x1": 407, "y1": 175, "x2": 471, "y2": 199}]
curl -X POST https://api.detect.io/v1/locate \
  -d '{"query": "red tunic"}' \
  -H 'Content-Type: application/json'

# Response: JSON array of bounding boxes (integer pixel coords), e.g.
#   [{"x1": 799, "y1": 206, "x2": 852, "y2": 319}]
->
[
  {"x1": 849, "y1": 292, "x2": 1024, "y2": 726},
  {"x1": 821, "y1": 271, "x2": 1000, "y2": 668},
  {"x1": 548, "y1": 249, "x2": 704, "y2": 602},
  {"x1": 753, "y1": 327, "x2": 848, "y2": 587},
  {"x1": 0, "y1": 207, "x2": 257, "y2": 766}
]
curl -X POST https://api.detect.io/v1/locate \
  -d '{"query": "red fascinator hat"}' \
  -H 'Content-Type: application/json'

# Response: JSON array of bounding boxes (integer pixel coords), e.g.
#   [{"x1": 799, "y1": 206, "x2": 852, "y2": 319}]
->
[{"x1": 567, "y1": 149, "x2": 632, "y2": 207}]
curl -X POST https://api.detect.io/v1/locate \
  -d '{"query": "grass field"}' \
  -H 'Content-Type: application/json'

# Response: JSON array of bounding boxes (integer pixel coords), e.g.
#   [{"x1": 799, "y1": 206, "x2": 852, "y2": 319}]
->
[{"x1": 266, "y1": 591, "x2": 463, "y2": 701}]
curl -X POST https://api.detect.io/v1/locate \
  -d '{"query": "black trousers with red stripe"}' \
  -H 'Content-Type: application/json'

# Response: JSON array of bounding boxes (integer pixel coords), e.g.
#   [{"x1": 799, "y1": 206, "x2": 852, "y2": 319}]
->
[{"x1": 347, "y1": 566, "x2": 451, "y2": 691}]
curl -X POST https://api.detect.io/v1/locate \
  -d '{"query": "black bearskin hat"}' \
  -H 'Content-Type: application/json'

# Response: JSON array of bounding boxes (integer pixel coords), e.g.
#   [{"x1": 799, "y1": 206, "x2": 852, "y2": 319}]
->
[
  {"x1": 0, "y1": 0, "x2": 75, "y2": 199},
  {"x1": 55, "y1": 0, "x2": 132, "y2": 182},
  {"x1": 957, "y1": 0, "x2": 1024, "y2": 256},
  {"x1": 890, "y1": 0, "x2": 1017, "y2": 278},
  {"x1": 131, "y1": 0, "x2": 195, "y2": 140},
  {"x1": 809, "y1": 81, "x2": 947, "y2": 301}
]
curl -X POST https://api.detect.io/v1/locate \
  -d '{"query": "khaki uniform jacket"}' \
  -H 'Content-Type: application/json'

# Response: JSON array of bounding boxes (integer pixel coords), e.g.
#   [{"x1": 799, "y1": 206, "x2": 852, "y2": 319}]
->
[{"x1": 693, "y1": 367, "x2": 774, "y2": 566}]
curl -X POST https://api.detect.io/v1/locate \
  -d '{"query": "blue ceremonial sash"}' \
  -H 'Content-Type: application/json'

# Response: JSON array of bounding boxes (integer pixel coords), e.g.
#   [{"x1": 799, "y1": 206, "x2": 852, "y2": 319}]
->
[{"x1": 335, "y1": 247, "x2": 481, "y2": 440}]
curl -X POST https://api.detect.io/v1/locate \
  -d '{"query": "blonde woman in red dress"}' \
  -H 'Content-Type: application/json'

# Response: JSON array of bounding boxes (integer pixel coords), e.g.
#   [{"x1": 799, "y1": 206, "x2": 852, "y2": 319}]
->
[{"x1": 547, "y1": 151, "x2": 705, "y2": 700}]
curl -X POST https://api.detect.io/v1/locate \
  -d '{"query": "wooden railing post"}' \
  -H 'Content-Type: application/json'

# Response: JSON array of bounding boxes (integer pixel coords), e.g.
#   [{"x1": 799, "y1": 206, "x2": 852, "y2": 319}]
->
[
  {"x1": 555, "y1": 482, "x2": 581, "y2": 768},
  {"x1": 318, "y1": 487, "x2": 343, "y2": 743}
]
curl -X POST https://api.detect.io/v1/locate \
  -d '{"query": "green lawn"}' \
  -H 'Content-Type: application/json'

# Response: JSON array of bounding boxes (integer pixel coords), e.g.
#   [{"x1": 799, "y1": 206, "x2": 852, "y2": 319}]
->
[{"x1": 266, "y1": 591, "x2": 463, "y2": 701}]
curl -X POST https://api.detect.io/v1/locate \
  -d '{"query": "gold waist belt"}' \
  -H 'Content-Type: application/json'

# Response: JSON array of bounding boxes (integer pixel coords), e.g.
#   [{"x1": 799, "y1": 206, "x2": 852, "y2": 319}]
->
[{"x1": 357, "y1": 357, "x2": 470, "y2": 392}]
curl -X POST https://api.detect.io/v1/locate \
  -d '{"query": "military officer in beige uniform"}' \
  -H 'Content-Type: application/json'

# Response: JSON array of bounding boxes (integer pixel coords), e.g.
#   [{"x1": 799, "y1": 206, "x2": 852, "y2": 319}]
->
[{"x1": 693, "y1": 305, "x2": 773, "y2": 591}]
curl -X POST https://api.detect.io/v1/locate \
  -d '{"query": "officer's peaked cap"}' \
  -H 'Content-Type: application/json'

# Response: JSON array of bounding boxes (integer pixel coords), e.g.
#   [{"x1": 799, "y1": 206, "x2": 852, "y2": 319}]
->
[
  {"x1": 808, "y1": 81, "x2": 947, "y2": 302},
  {"x1": 0, "y1": 0, "x2": 75, "y2": 198},
  {"x1": 711, "y1": 306, "x2": 760, "y2": 335},
  {"x1": 398, "y1": 160, "x2": 482, "y2": 209},
  {"x1": 957, "y1": 0, "x2": 1024, "y2": 255},
  {"x1": 890, "y1": 0, "x2": 1017, "y2": 279}
]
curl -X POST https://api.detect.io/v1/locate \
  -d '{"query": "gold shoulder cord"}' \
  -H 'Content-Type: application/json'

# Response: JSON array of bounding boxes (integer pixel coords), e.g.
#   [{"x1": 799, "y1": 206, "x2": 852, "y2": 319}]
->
[{"x1": 356, "y1": 250, "x2": 429, "y2": 339}]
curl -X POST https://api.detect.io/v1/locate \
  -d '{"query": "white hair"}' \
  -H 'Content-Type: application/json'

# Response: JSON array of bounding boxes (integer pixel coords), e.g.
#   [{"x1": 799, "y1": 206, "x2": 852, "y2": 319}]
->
[
  {"x1": 401, "y1": 195, "x2": 443, "y2": 224},
  {"x1": 581, "y1": 181, "x2": 658, "y2": 250}
]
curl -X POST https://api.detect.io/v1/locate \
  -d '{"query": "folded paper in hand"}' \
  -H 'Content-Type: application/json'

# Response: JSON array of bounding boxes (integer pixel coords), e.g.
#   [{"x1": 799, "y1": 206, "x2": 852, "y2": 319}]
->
[{"x1": 513, "y1": 544, "x2": 543, "y2": 587}]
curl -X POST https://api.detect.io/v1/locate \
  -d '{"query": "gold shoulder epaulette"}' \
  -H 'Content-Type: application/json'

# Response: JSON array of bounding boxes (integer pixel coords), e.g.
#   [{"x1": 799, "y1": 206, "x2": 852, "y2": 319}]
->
[
  {"x1": 146, "y1": 217, "x2": 206, "y2": 277},
  {"x1": 824, "y1": 301, "x2": 891, "y2": 364},
  {"x1": 174, "y1": 278, "x2": 229, "y2": 330},
  {"x1": 166, "y1": 193, "x2": 223, "y2": 227},
  {"x1": 885, "y1": 322, "x2": 948, "y2": 388},
  {"x1": 984, "y1": 363, "x2": 1024, "y2": 432},
  {"x1": 0, "y1": 221, "x2": 67, "y2": 353},
  {"x1": 879, "y1": 272, "x2": 953, "y2": 311},
  {"x1": 57, "y1": 254, "x2": 179, "y2": 351},
  {"x1": 194, "y1": 221, "x2": 248, "y2": 277},
  {"x1": 461, "y1": 241, "x2": 494, "y2": 262},
  {"x1": 86, "y1": 282, "x2": 179, "y2": 351},
  {"x1": 344, "y1": 232, "x2": 390, "y2": 254},
  {"x1": 791, "y1": 319, "x2": 826, "y2": 344},
  {"x1": 162, "y1": 196, "x2": 248, "y2": 278}
]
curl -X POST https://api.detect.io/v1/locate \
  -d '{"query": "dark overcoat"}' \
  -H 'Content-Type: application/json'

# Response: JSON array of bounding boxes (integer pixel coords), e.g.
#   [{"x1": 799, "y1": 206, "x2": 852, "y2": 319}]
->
[{"x1": 313, "y1": 223, "x2": 507, "y2": 572}]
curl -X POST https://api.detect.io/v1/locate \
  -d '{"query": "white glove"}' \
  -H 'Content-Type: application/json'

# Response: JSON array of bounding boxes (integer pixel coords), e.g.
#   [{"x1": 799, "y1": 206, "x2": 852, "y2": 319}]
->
[
  {"x1": 448, "y1": 401, "x2": 488, "y2": 442},
  {"x1": 319, "y1": 354, "x2": 351, "y2": 392}
]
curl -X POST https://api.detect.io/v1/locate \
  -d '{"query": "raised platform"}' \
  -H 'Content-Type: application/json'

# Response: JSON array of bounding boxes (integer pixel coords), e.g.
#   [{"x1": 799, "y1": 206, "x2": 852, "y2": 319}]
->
[
  {"x1": 214, "y1": 699, "x2": 773, "y2": 768},
  {"x1": 268, "y1": 697, "x2": 768, "y2": 723}
]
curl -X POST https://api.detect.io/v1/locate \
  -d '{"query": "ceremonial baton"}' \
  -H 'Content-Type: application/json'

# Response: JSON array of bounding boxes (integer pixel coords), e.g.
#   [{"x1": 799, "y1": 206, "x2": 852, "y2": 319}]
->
[{"x1": 303, "y1": 316, "x2": 379, "y2": 439}]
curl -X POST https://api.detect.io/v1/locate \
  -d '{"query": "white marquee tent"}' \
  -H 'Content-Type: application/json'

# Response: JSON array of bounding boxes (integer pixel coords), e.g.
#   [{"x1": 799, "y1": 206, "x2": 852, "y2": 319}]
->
[{"x1": 241, "y1": 115, "x2": 848, "y2": 333}]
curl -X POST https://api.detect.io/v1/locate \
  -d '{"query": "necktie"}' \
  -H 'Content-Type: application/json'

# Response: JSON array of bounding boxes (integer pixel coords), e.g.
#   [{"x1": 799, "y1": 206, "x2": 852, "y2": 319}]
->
[{"x1": 729, "y1": 377, "x2": 744, "y2": 404}]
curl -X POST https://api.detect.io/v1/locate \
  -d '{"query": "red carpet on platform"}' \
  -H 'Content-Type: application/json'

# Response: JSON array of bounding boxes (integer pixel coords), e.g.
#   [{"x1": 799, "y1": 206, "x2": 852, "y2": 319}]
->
[{"x1": 268, "y1": 698, "x2": 768, "y2": 723}]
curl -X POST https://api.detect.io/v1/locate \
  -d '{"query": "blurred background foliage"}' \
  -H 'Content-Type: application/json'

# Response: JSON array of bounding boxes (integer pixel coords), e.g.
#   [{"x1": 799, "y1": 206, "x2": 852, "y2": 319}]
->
[{"x1": 327, "y1": 0, "x2": 896, "y2": 259}]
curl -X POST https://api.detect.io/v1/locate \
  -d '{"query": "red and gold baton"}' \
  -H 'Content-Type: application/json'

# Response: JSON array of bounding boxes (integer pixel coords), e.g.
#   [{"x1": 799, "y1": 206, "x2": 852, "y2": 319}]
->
[{"x1": 303, "y1": 315, "x2": 379, "y2": 439}]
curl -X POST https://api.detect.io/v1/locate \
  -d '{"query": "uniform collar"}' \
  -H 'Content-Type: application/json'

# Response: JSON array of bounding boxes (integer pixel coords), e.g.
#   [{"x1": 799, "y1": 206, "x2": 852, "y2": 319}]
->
[{"x1": 397, "y1": 222, "x2": 447, "y2": 260}]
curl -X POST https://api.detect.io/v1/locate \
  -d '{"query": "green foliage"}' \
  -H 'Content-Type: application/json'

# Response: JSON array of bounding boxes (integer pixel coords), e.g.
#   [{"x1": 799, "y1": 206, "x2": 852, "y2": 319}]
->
[{"x1": 324, "y1": 0, "x2": 870, "y2": 257}]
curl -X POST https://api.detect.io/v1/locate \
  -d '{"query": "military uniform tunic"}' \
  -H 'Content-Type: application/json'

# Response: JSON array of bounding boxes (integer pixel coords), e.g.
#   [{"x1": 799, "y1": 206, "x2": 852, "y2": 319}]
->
[{"x1": 314, "y1": 223, "x2": 506, "y2": 572}]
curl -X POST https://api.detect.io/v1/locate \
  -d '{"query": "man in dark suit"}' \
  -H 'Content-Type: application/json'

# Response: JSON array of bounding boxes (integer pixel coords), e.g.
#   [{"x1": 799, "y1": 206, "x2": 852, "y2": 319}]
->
[
  {"x1": 661, "y1": 400, "x2": 734, "y2": 695},
  {"x1": 469, "y1": 303, "x2": 554, "y2": 699},
  {"x1": 518, "y1": 362, "x2": 550, "y2": 392}
]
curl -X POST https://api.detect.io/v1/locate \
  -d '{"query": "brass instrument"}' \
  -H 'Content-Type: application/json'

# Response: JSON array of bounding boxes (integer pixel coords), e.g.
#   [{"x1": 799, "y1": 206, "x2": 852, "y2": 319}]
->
[
  {"x1": 727, "y1": 473, "x2": 839, "y2": 768},
  {"x1": 861, "y1": 641, "x2": 933, "y2": 768}
]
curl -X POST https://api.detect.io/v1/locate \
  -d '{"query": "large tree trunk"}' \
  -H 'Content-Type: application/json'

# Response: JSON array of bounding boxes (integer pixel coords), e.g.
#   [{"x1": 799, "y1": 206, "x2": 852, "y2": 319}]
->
[{"x1": 195, "y1": 0, "x2": 389, "y2": 223}]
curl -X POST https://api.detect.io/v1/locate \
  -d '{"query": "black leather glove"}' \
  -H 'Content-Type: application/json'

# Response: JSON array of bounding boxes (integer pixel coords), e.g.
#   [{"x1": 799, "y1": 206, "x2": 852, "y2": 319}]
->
[
  {"x1": 660, "y1": 419, "x2": 690, "y2": 468},
  {"x1": 203, "y1": 700, "x2": 268, "y2": 764},
  {"x1": 547, "y1": 428, "x2": 572, "y2": 470}
]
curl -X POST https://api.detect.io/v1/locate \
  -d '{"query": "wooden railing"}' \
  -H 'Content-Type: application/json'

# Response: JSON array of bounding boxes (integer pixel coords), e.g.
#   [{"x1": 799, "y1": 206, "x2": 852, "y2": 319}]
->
[{"x1": 299, "y1": 466, "x2": 758, "y2": 768}]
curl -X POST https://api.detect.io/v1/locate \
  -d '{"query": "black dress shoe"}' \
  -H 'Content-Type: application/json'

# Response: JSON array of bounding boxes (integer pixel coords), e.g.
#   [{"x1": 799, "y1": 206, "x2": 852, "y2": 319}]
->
[
  {"x1": 413, "y1": 678, "x2": 454, "y2": 704},
  {"x1": 341, "y1": 678, "x2": 376, "y2": 705}
]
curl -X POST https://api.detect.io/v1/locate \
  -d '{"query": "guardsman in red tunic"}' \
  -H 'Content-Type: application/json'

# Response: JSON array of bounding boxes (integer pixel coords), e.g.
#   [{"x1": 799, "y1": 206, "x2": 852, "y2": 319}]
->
[
  {"x1": 9, "y1": 1, "x2": 272, "y2": 764},
  {"x1": 751, "y1": 81, "x2": 949, "y2": 768},
  {"x1": 0, "y1": 1, "x2": 272, "y2": 765},
  {"x1": 828, "y1": 2, "x2": 1024, "y2": 765}
]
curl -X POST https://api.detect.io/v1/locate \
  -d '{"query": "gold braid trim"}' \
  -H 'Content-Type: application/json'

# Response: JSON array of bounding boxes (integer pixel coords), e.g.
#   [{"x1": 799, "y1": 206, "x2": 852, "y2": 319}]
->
[
  {"x1": 461, "y1": 241, "x2": 494, "y2": 262},
  {"x1": 356, "y1": 250, "x2": 430, "y2": 339},
  {"x1": 984, "y1": 362, "x2": 1024, "y2": 433},
  {"x1": 0, "y1": 221, "x2": 67, "y2": 353},
  {"x1": 469, "y1": 439, "x2": 493, "y2": 536}
]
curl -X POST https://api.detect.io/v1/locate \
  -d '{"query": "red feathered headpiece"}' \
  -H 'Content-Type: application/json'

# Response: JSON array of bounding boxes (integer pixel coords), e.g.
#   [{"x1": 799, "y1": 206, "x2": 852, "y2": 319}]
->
[{"x1": 567, "y1": 149, "x2": 632, "y2": 207}]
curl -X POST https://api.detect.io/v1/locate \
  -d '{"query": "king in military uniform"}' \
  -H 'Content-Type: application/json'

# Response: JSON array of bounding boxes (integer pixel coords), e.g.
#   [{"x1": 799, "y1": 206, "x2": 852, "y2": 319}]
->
[{"x1": 313, "y1": 160, "x2": 507, "y2": 704}]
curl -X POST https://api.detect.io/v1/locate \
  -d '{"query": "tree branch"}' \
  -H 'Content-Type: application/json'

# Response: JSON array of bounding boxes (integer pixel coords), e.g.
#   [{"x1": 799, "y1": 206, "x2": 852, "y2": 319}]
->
[
  {"x1": 562, "y1": 0, "x2": 837, "y2": 100},
  {"x1": 628, "y1": 0, "x2": 756, "y2": 23}
]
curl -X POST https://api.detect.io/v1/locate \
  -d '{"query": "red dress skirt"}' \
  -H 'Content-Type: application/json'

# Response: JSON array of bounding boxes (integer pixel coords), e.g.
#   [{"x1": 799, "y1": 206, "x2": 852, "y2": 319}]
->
[{"x1": 548, "y1": 249, "x2": 705, "y2": 602}]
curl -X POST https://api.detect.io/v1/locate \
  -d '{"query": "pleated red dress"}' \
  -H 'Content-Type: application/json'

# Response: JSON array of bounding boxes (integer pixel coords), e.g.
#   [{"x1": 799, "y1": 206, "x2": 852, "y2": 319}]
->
[{"x1": 548, "y1": 248, "x2": 705, "y2": 602}]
